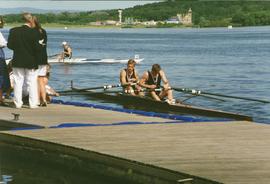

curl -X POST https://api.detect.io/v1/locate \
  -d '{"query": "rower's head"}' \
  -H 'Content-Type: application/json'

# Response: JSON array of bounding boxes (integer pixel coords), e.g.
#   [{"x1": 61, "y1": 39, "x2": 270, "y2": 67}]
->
[
  {"x1": 62, "y1": 41, "x2": 68, "y2": 48},
  {"x1": 0, "y1": 16, "x2": 4, "y2": 29},
  {"x1": 151, "y1": 64, "x2": 161, "y2": 76},
  {"x1": 22, "y1": 12, "x2": 33, "y2": 26},
  {"x1": 127, "y1": 59, "x2": 136, "y2": 72}
]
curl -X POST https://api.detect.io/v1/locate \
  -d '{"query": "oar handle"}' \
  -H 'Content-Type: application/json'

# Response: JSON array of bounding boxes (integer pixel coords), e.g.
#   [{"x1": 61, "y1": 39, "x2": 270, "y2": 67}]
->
[
  {"x1": 103, "y1": 84, "x2": 122, "y2": 90},
  {"x1": 136, "y1": 88, "x2": 162, "y2": 92}
]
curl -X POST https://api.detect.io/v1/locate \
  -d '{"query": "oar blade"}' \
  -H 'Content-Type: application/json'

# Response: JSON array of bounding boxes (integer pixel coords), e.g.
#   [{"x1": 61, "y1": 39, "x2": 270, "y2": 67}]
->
[{"x1": 172, "y1": 87, "x2": 269, "y2": 103}]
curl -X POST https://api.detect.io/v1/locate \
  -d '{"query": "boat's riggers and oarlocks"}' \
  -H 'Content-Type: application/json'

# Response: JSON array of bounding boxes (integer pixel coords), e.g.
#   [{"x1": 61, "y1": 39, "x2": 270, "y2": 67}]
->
[{"x1": 172, "y1": 87, "x2": 270, "y2": 103}]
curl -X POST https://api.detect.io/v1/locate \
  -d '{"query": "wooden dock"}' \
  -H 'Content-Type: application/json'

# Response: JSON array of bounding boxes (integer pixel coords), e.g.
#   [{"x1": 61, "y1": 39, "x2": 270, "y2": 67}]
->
[{"x1": 0, "y1": 103, "x2": 270, "y2": 183}]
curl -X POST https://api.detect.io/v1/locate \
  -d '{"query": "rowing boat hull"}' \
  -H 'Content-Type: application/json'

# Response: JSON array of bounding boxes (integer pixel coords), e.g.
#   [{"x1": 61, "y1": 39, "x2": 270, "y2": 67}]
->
[
  {"x1": 7, "y1": 57, "x2": 143, "y2": 64},
  {"x1": 48, "y1": 58, "x2": 143, "y2": 64},
  {"x1": 71, "y1": 89, "x2": 252, "y2": 121}
]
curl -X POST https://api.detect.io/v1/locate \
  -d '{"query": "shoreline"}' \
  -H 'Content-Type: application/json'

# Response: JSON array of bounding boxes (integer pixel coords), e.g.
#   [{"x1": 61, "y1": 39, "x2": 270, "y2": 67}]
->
[
  {"x1": 4, "y1": 22, "x2": 195, "y2": 29},
  {"x1": 5, "y1": 23, "x2": 270, "y2": 30}
]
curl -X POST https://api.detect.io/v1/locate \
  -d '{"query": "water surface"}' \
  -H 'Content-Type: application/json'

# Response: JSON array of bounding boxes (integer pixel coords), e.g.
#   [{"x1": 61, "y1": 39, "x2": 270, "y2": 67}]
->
[{"x1": 2, "y1": 27, "x2": 270, "y2": 123}]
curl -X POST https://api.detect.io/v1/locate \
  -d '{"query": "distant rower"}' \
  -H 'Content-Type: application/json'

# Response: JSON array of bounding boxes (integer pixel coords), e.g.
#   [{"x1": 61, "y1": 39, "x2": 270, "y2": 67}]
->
[
  {"x1": 58, "y1": 41, "x2": 72, "y2": 62},
  {"x1": 139, "y1": 64, "x2": 175, "y2": 104}
]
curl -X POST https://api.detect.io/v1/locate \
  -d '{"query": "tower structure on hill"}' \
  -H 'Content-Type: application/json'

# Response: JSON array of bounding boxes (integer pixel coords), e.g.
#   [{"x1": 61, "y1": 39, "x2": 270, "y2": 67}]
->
[
  {"x1": 177, "y1": 8, "x2": 192, "y2": 25},
  {"x1": 118, "y1": 9, "x2": 123, "y2": 25}
]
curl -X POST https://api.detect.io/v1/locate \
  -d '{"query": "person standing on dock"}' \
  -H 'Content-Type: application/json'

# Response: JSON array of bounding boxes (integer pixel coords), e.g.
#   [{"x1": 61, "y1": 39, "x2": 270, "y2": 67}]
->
[
  {"x1": 139, "y1": 64, "x2": 175, "y2": 104},
  {"x1": 33, "y1": 16, "x2": 48, "y2": 107},
  {"x1": 7, "y1": 12, "x2": 39, "y2": 108},
  {"x1": 120, "y1": 59, "x2": 142, "y2": 96},
  {"x1": 0, "y1": 16, "x2": 11, "y2": 106}
]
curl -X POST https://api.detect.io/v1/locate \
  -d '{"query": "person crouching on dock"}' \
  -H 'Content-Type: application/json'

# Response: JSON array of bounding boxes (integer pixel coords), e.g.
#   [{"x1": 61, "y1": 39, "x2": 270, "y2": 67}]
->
[
  {"x1": 139, "y1": 64, "x2": 175, "y2": 104},
  {"x1": 120, "y1": 59, "x2": 142, "y2": 96}
]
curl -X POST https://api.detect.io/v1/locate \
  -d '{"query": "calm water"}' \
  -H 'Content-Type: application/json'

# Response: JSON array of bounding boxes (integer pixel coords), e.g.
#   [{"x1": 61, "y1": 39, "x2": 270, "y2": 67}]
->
[
  {"x1": 1, "y1": 26, "x2": 270, "y2": 183},
  {"x1": 2, "y1": 26, "x2": 270, "y2": 123}
]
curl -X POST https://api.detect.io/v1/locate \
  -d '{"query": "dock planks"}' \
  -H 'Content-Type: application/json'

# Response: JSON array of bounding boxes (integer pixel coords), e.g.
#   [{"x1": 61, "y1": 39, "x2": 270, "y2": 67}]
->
[{"x1": 1, "y1": 103, "x2": 270, "y2": 183}]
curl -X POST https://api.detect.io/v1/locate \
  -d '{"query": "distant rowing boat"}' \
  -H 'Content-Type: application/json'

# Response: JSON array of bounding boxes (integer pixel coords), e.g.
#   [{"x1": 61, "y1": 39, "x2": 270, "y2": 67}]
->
[
  {"x1": 5, "y1": 55, "x2": 144, "y2": 65},
  {"x1": 48, "y1": 54, "x2": 144, "y2": 64},
  {"x1": 70, "y1": 87, "x2": 253, "y2": 121}
]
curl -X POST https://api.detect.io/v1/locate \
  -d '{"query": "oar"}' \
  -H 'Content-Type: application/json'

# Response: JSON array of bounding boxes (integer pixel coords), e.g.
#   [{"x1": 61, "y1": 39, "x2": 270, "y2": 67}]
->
[
  {"x1": 173, "y1": 87, "x2": 270, "y2": 103},
  {"x1": 58, "y1": 90, "x2": 121, "y2": 96},
  {"x1": 58, "y1": 84, "x2": 122, "y2": 94},
  {"x1": 190, "y1": 94, "x2": 226, "y2": 102}
]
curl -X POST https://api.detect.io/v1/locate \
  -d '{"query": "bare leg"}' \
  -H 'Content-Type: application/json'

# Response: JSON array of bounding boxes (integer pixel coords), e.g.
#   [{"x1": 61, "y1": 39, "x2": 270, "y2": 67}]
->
[
  {"x1": 150, "y1": 91, "x2": 161, "y2": 101},
  {"x1": 159, "y1": 89, "x2": 174, "y2": 104},
  {"x1": 167, "y1": 89, "x2": 173, "y2": 101},
  {"x1": 38, "y1": 76, "x2": 47, "y2": 105}
]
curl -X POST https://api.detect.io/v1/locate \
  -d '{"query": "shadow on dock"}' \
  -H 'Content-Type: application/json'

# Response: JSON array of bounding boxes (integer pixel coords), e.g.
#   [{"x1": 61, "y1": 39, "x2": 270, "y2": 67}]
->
[{"x1": 0, "y1": 133, "x2": 220, "y2": 184}]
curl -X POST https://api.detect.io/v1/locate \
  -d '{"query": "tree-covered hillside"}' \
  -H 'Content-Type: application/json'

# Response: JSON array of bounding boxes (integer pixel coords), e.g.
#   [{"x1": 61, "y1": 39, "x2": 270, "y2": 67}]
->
[
  {"x1": 119, "y1": 0, "x2": 270, "y2": 27},
  {"x1": 3, "y1": 0, "x2": 270, "y2": 27}
]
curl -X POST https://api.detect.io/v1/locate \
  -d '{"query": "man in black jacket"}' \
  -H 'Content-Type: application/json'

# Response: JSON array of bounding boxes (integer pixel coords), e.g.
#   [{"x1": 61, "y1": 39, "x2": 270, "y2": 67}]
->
[{"x1": 7, "y1": 12, "x2": 39, "y2": 108}]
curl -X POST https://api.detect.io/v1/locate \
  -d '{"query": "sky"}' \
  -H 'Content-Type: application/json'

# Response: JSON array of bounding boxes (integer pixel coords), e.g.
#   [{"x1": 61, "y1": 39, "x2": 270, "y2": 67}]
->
[{"x1": 0, "y1": 1, "x2": 159, "y2": 11}]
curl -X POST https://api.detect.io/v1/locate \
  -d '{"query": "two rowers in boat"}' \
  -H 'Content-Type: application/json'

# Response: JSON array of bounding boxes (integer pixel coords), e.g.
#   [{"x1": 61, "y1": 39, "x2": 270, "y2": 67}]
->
[{"x1": 120, "y1": 59, "x2": 175, "y2": 104}]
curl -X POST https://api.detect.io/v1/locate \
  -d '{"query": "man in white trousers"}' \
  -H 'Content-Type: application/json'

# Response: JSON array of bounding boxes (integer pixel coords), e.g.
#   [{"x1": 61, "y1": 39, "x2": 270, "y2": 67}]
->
[{"x1": 7, "y1": 13, "x2": 39, "y2": 108}]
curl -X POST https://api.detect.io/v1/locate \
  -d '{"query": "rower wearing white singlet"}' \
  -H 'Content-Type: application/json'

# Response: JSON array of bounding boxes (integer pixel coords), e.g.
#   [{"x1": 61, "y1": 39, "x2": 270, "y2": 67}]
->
[{"x1": 119, "y1": 59, "x2": 142, "y2": 96}]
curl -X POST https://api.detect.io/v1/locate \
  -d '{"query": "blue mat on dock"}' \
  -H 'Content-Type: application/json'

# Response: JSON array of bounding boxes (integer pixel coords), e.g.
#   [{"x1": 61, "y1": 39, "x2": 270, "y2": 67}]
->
[
  {"x1": 9, "y1": 100, "x2": 231, "y2": 131},
  {"x1": 11, "y1": 127, "x2": 44, "y2": 131},
  {"x1": 49, "y1": 120, "x2": 232, "y2": 129},
  {"x1": 50, "y1": 121, "x2": 179, "y2": 128}
]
